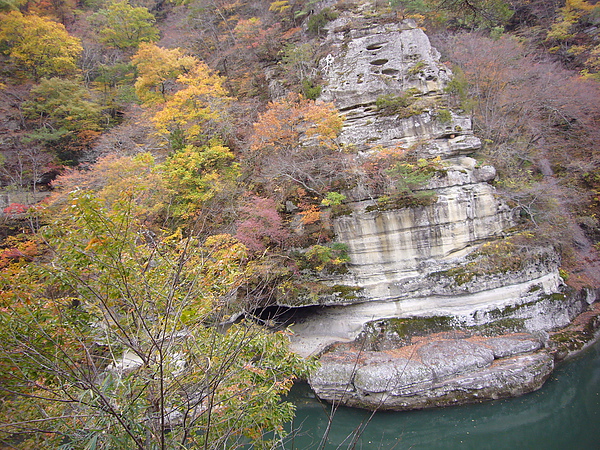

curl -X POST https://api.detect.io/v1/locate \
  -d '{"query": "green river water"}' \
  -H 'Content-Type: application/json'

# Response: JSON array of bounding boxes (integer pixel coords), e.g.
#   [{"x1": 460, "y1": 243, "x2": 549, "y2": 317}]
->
[{"x1": 285, "y1": 341, "x2": 600, "y2": 450}]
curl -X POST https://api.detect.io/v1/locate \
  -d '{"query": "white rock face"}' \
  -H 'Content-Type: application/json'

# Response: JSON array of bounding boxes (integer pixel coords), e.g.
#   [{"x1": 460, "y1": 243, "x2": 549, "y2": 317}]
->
[
  {"x1": 320, "y1": 20, "x2": 477, "y2": 153},
  {"x1": 334, "y1": 169, "x2": 514, "y2": 300},
  {"x1": 320, "y1": 22, "x2": 451, "y2": 110},
  {"x1": 293, "y1": 9, "x2": 590, "y2": 412},
  {"x1": 312, "y1": 18, "x2": 521, "y2": 305},
  {"x1": 288, "y1": 272, "x2": 571, "y2": 358}
]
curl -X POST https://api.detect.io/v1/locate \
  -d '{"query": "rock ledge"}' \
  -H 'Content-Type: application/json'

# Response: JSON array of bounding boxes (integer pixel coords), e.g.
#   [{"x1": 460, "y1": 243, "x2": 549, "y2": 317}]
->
[{"x1": 310, "y1": 333, "x2": 554, "y2": 411}]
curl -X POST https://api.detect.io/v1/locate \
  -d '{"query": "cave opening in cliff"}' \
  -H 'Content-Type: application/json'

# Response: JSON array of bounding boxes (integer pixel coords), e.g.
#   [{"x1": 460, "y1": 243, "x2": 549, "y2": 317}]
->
[{"x1": 245, "y1": 304, "x2": 326, "y2": 330}]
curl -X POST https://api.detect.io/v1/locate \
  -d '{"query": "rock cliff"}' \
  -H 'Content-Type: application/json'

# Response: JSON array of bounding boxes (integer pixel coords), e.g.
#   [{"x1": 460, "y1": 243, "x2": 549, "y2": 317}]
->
[{"x1": 285, "y1": 4, "x2": 598, "y2": 412}]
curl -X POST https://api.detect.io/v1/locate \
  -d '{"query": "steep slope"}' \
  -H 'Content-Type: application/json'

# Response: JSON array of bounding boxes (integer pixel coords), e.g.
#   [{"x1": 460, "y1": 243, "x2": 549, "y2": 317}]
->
[{"x1": 282, "y1": 6, "x2": 598, "y2": 411}]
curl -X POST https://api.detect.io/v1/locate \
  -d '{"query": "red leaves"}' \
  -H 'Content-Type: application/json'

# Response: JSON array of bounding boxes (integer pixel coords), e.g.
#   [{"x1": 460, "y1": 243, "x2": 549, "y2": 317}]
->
[
  {"x1": 235, "y1": 196, "x2": 289, "y2": 253},
  {"x1": 3, "y1": 203, "x2": 29, "y2": 217}
]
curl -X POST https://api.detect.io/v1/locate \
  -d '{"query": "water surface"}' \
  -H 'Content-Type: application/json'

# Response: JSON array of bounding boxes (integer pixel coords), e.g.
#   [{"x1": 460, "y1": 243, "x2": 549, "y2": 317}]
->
[{"x1": 287, "y1": 341, "x2": 600, "y2": 449}]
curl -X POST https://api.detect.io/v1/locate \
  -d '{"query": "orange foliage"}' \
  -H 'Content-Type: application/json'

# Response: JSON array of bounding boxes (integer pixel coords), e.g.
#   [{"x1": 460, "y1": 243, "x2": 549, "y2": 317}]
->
[
  {"x1": 0, "y1": 238, "x2": 39, "y2": 269},
  {"x1": 250, "y1": 92, "x2": 342, "y2": 154},
  {"x1": 299, "y1": 205, "x2": 321, "y2": 225}
]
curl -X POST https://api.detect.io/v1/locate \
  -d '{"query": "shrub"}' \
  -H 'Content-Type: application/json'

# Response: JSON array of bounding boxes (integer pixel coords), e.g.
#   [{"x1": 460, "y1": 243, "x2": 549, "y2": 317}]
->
[
  {"x1": 303, "y1": 242, "x2": 350, "y2": 273},
  {"x1": 375, "y1": 92, "x2": 423, "y2": 118},
  {"x1": 301, "y1": 78, "x2": 322, "y2": 99},
  {"x1": 436, "y1": 108, "x2": 452, "y2": 124},
  {"x1": 307, "y1": 7, "x2": 338, "y2": 34}
]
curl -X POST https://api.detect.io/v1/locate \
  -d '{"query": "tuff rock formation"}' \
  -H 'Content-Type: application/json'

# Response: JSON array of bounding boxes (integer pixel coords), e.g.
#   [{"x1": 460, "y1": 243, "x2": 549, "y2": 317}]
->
[
  {"x1": 310, "y1": 334, "x2": 554, "y2": 411},
  {"x1": 285, "y1": 5, "x2": 598, "y2": 411}
]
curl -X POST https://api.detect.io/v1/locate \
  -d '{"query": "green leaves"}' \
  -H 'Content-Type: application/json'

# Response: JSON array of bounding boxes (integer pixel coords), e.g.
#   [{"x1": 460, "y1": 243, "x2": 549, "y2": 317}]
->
[
  {"x1": 23, "y1": 78, "x2": 103, "y2": 134},
  {"x1": 91, "y1": 0, "x2": 159, "y2": 50},
  {"x1": 0, "y1": 165, "x2": 316, "y2": 445},
  {"x1": 157, "y1": 142, "x2": 240, "y2": 221}
]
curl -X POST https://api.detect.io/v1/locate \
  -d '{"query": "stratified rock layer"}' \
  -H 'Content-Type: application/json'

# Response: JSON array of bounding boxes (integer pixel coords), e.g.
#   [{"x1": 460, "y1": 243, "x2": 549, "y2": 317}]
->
[
  {"x1": 291, "y1": 6, "x2": 596, "y2": 411},
  {"x1": 310, "y1": 335, "x2": 554, "y2": 411},
  {"x1": 333, "y1": 164, "x2": 514, "y2": 301}
]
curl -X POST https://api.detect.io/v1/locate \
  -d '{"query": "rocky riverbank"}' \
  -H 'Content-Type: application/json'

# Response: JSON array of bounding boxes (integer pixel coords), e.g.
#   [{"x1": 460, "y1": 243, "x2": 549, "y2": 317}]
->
[
  {"x1": 280, "y1": 4, "x2": 600, "y2": 412},
  {"x1": 302, "y1": 289, "x2": 600, "y2": 411},
  {"x1": 310, "y1": 333, "x2": 553, "y2": 411}
]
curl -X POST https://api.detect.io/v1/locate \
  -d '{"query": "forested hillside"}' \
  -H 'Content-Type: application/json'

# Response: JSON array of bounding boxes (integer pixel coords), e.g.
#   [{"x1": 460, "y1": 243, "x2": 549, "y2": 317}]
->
[{"x1": 1, "y1": 0, "x2": 600, "y2": 447}]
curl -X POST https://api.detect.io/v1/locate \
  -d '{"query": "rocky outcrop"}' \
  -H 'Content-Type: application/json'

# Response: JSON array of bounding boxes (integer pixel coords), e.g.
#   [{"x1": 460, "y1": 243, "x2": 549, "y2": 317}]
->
[
  {"x1": 320, "y1": 19, "x2": 475, "y2": 156},
  {"x1": 316, "y1": 15, "x2": 521, "y2": 305},
  {"x1": 297, "y1": 286, "x2": 597, "y2": 410},
  {"x1": 333, "y1": 162, "x2": 515, "y2": 301},
  {"x1": 286, "y1": 3, "x2": 598, "y2": 412},
  {"x1": 310, "y1": 334, "x2": 554, "y2": 411}
]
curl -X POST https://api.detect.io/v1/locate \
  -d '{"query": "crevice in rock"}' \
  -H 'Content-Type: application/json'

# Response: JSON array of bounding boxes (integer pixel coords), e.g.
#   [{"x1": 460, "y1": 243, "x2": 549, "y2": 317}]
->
[
  {"x1": 370, "y1": 58, "x2": 388, "y2": 66},
  {"x1": 245, "y1": 304, "x2": 327, "y2": 330},
  {"x1": 366, "y1": 43, "x2": 386, "y2": 51}
]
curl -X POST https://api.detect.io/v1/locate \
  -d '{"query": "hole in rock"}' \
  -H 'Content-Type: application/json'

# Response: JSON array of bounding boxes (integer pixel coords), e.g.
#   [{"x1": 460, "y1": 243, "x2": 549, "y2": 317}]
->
[
  {"x1": 370, "y1": 58, "x2": 388, "y2": 66},
  {"x1": 381, "y1": 68, "x2": 399, "y2": 75},
  {"x1": 366, "y1": 43, "x2": 385, "y2": 51},
  {"x1": 245, "y1": 305, "x2": 326, "y2": 330}
]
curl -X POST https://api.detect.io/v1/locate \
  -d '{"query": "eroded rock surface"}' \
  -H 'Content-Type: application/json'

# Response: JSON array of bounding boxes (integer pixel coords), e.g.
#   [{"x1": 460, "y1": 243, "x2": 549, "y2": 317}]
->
[
  {"x1": 320, "y1": 20, "x2": 462, "y2": 154},
  {"x1": 310, "y1": 334, "x2": 554, "y2": 411},
  {"x1": 291, "y1": 5, "x2": 597, "y2": 412},
  {"x1": 333, "y1": 170, "x2": 515, "y2": 301}
]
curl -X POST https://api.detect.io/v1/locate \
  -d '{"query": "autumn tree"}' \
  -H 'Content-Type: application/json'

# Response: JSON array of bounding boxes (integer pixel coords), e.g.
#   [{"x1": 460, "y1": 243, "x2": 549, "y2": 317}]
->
[
  {"x1": 0, "y1": 11, "x2": 82, "y2": 79},
  {"x1": 150, "y1": 63, "x2": 231, "y2": 149},
  {"x1": 91, "y1": 0, "x2": 159, "y2": 50},
  {"x1": 0, "y1": 189, "x2": 315, "y2": 449},
  {"x1": 441, "y1": 33, "x2": 600, "y2": 245},
  {"x1": 50, "y1": 152, "x2": 164, "y2": 222},
  {"x1": 443, "y1": 33, "x2": 600, "y2": 162},
  {"x1": 0, "y1": 0, "x2": 24, "y2": 12},
  {"x1": 131, "y1": 43, "x2": 198, "y2": 105},
  {"x1": 545, "y1": 0, "x2": 600, "y2": 78},
  {"x1": 22, "y1": 77, "x2": 105, "y2": 161},
  {"x1": 26, "y1": 0, "x2": 77, "y2": 24},
  {"x1": 235, "y1": 195, "x2": 289, "y2": 253},
  {"x1": 390, "y1": 0, "x2": 514, "y2": 28},
  {"x1": 434, "y1": 0, "x2": 513, "y2": 24},
  {"x1": 91, "y1": 60, "x2": 137, "y2": 115},
  {"x1": 248, "y1": 93, "x2": 345, "y2": 200},
  {"x1": 157, "y1": 141, "x2": 241, "y2": 223}
]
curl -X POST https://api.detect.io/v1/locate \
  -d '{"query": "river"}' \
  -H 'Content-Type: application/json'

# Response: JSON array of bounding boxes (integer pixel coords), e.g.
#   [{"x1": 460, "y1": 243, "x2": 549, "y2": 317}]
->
[{"x1": 286, "y1": 341, "x2": 600, "y2": 449}]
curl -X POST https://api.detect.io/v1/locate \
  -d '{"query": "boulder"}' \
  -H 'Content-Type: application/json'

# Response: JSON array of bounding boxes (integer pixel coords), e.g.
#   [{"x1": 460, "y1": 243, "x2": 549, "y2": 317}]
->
[{"x1": 310, "y1": 337, "x2": 554, "y2": 411}]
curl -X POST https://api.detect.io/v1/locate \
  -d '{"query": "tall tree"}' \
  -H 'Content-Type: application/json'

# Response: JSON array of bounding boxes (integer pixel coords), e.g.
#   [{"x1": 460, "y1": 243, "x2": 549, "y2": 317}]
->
[
  {"x1": 157, "y1": 142, "x2": 241, "y2": 222},
  {"x1": 150, "y1": 63, "x2": 231, "y2": 149},
  {"x1": 0, "y1": 189, "x2": 315, "y2": 449},
  {"x1": 22, "y1": 77, "x2": 104, "y2": 161},
  {"x1": 442, "y1": 33, "x2": 600, "y2": 241},
  {"x1": 131, "y1": 43, "x2": 198, "y2": 105},
  {"x1": 91, "y1": 0, "x2": 159, "y2": 50},
  {"x1": 0, "y1": 11, "x2": 82, "y2": 79}
]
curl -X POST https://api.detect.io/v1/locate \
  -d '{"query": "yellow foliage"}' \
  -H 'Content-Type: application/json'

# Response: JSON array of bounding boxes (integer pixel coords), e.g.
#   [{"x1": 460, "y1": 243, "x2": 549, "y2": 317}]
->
[
  {"x1": 151, "y1": 63, "x2": 230, "y2": 145},
  {"x1": 0, "y1": 11, "x2": 82, "y2": 79},
  {"x1": 132, "y1": 43, "x2": 198, "y2": 105},
  {"x1": 269, "y1": 0, "x2": 290, "y2": 14}
]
